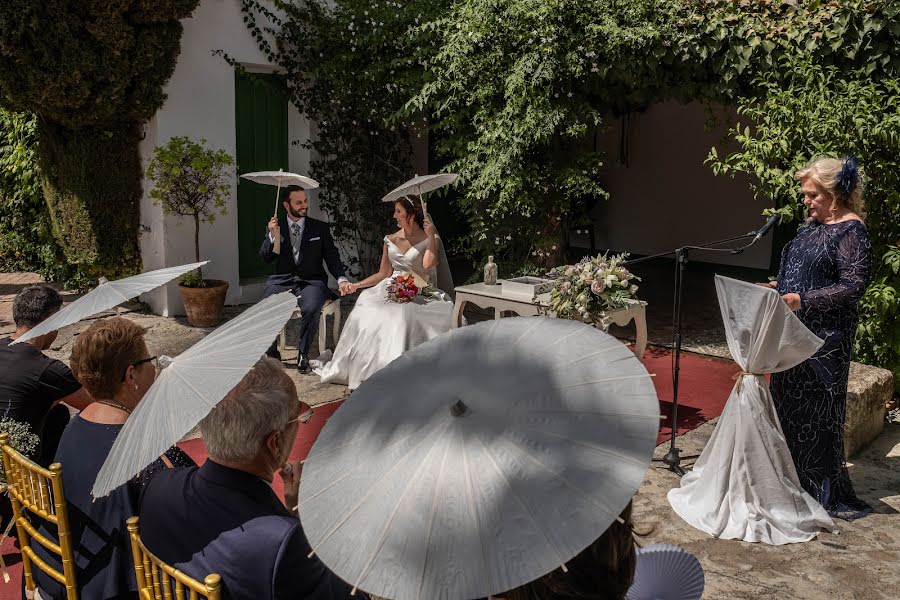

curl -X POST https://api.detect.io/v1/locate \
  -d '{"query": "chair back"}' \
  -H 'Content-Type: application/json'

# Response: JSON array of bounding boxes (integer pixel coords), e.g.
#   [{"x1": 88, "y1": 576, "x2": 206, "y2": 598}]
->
[
  {"x1": 127, "y1": 516, "x2": 222, "y2": 600},
  {"x1": 0, "y1": 432, "x2": 78, "y2": 599}
]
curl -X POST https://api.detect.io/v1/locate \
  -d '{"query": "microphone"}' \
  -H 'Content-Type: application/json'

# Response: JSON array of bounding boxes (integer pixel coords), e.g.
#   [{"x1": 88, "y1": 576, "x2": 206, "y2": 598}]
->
[{"x1": 752, "y1": 213, "x2": 781, "y2": 243}]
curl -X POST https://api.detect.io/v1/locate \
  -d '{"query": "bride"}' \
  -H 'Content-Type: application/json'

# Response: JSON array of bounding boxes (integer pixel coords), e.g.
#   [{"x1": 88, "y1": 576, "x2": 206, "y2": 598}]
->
[{"x1": 316, "y1": 195, "x2": 454, "y2": 389}]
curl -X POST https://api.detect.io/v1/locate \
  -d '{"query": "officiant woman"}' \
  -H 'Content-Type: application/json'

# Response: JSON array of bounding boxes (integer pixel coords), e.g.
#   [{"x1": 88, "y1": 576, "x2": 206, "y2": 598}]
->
[{"x1": 764, "y1": 156, "x2": 872, "y2": 520}]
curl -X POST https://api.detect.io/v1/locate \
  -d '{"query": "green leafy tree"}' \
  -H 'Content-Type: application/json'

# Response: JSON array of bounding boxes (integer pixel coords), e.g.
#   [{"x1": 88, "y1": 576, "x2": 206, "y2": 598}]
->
[
  {"x1": 147, "y1": 137, "x2": 234, "y2": 286},
  {"x1": 708, "y1": 58, "x2": 900, "y2": 384},
  {"x1": 0, "y1": 0, "x2": 201, "y2": 277}
]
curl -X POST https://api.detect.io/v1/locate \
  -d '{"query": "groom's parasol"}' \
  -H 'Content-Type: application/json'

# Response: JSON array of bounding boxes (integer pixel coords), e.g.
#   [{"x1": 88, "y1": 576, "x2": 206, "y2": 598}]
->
[
  {"x1": 240, "y1": 169, "x2": 319, "y2": 255},
  {"x1": 91, "y1": 291, "x2": 298, "y2": 498},
  {"x1": 300, "y1": 316, "x2": 660, "y2": 600},
  {"x1": 12, "y1": 261, "x2": 208, "y2": 345}
]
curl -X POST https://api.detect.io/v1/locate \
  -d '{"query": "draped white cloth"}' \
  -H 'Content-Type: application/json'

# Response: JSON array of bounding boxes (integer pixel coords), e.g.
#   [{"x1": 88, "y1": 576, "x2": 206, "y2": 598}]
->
[
  {"x1": 316, "y1": 235, "x2": 453, "y2": 390},
  {"x1": 667, "y1": 275, "x2": 837, "y2": 544}
]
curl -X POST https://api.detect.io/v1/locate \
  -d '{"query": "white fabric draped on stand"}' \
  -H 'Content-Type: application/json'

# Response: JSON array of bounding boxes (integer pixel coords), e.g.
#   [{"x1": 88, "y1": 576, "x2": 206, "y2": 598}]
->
[{"x1": 667, "y1": 275, "x2": 836, "y2": 545}]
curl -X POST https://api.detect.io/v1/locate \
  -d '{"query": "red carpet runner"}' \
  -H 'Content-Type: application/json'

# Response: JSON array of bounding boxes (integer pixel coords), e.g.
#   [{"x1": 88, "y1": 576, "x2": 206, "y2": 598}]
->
[{"x1": 0, "y1": 348, "x2": 737, "y2": 599}]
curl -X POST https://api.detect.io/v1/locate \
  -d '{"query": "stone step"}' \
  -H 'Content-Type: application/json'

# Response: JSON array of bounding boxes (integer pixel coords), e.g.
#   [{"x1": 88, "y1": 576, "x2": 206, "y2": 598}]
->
[{"x1": 845, "y1": 361, "x2": 893, "y2": 457}]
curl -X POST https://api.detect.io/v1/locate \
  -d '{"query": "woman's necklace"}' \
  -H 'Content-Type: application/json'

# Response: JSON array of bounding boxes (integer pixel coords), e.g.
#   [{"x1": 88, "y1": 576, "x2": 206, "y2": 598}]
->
[{"x1": 96, "y1": 400, "x2": 132, "y2": 415}]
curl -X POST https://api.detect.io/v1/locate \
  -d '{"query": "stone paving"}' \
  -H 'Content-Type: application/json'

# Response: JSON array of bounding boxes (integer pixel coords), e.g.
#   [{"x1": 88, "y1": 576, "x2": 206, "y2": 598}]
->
[{"x1": 4, "y1": 269, "x2": 899, "y2": 598}]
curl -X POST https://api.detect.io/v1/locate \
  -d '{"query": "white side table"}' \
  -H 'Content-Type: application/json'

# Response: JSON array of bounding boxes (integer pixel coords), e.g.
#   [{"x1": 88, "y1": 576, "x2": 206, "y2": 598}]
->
[{"x1": 451, "y1": 283, "x2": 647, "y2": 360}]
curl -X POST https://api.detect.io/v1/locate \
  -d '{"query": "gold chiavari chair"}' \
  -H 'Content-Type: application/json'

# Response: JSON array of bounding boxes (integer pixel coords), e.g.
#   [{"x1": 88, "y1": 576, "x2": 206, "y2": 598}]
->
[
  {"x1": 127, "y1": 516, "x2": 222, "y2": 600},
  {"x1": 0, "y1": 432, "x2": 78, "y2": 599}
]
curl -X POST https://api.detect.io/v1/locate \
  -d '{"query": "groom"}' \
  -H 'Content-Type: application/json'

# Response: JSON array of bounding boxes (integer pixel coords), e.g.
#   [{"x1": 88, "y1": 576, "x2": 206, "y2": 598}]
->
[{"x1": 260, "y1": 185, "x2": 351, "y2": 373}]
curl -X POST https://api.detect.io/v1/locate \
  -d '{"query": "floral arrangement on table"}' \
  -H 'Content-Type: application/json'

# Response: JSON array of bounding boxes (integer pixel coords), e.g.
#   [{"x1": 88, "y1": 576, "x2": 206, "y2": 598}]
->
[
  {"x1": 386, "y1": 272, "x2": 436, "y2": 303},
  {"x1": 547, "y1": 252, "x2": 640, "y2": 326}
]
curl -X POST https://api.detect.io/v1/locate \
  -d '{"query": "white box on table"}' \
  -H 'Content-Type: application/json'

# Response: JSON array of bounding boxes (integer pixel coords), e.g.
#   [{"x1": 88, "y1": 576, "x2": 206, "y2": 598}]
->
[{"x1": 498, "y1": 277, "x2": 554, "y2": 301}]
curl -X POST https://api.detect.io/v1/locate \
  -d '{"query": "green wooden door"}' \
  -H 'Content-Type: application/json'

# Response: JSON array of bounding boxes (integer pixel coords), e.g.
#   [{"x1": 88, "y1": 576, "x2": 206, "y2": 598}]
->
[{"x1": 235, "y1": 70, "x2": 289, "y2": 281}]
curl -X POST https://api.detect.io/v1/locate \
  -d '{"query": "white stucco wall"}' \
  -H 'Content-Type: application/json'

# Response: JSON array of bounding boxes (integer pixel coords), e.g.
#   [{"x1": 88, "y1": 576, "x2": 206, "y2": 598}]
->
[
  {"x1": 139, "y1": 0, "x2": 313, "y2": 315},
  {"x1": 585, "y1": 102, "x2": 772, "y2": 269}
]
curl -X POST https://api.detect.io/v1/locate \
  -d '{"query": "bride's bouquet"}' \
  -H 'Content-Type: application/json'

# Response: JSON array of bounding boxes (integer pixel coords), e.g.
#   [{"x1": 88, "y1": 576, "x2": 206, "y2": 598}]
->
[
  {"x1": 547, "y1": 252, "x2": 640, "y2": 325},
  {"x1": 386, "y1": 272, "x2": 437, "y2": 304},
  {"x1": 386, "y1": 273, "x2": 419, "y2": 303}
]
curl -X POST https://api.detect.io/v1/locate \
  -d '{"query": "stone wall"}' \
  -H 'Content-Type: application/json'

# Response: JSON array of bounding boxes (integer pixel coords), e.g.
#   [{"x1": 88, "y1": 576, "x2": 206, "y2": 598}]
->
[{"x1": 845, "y1": 361, "x2": 893, "y2": 458}]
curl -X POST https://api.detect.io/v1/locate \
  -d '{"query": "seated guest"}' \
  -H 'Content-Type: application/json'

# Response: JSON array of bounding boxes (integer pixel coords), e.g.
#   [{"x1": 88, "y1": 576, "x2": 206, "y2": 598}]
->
[
  {"x1": 139, "y1": 357, "x2": 354, "y2": 600},
  {"x1": 0, "y1": 284, "x2": 92, "y2": 465},
  {"x1": 500, "y1": 502, "x2": 636, "y2": 600},
  {"x1": 33, "y1": 317, "x2": 194, "y2": 600},
  {"x1": 0, "y1": 284, "x2": 92, "y2": 529}
]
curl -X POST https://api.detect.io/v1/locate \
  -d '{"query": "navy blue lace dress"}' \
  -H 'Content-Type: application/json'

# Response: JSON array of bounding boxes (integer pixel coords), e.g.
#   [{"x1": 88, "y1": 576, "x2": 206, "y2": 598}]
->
[{"x1": 771, "y1": 219, "x2": 872, "y2": 520}]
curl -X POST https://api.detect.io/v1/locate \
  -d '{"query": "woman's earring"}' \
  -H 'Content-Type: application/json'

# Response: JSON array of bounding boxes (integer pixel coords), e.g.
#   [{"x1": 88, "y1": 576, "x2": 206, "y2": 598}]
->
[{"x1": 134, "y1": 384, "x2": 138, "y2": 391}]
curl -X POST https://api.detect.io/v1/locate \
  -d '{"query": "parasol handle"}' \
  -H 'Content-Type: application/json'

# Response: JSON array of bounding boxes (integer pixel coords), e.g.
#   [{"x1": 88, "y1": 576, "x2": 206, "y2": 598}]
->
[{"x1": 272, "y1": 181, "x2": 281, "y2": 255}]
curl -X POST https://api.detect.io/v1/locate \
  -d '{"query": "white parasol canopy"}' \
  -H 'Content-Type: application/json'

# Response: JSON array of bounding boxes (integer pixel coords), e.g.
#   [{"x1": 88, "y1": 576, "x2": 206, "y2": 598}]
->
[
  {"x1": 12, "y1": 262, "x2": 208, "y2": 345},
  {"x1": 667, "y1": 275, "x2": 835, "y2": 544},
  {"x1": 381, "y1": 173, "x2": 457, "y2": 214},
  {"x1": 300, "y1": 316, "x2": 659, "y2": 600},
  {"x1": 91, "y1": 291, "x2": 298, "y2": 498}
]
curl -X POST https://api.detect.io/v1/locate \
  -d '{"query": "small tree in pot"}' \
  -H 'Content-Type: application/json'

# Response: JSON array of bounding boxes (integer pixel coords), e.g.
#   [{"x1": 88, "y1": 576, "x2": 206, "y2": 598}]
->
[{"x1": 147, "y1": 137, "x2": 234, "y2": 326}]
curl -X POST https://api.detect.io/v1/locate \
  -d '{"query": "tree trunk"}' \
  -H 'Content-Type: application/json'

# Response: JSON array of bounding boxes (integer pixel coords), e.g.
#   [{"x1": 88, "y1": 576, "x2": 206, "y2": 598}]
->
[{"x1": 194, "y1": 212, "x2": 202, "y2": 281}]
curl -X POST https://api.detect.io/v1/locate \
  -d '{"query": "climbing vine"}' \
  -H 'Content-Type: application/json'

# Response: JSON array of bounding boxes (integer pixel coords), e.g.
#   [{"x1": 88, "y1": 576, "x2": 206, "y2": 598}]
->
[{"x1": 237, "y1": 0, "x2": 900, "y2": 375}]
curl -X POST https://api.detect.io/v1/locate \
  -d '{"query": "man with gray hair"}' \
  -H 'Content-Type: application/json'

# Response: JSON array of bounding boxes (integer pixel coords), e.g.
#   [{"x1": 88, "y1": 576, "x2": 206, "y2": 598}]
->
[{"x1": 138, "y1": 357, "x2": 354, "y2": 599}]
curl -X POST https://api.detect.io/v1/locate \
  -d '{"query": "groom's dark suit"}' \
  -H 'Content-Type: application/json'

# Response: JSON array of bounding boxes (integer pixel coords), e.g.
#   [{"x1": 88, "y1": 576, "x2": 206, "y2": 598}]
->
[{"x1": 260, "y1": 215, "x2": 346, "y2": 355}]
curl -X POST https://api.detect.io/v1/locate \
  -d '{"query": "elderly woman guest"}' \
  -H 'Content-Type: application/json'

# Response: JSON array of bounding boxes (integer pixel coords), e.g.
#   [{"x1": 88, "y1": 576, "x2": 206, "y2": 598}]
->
[
  {"x1": 766, "y1": 156, "x2": 872, "y2": 520},
  {"x1": 33, "y1": 317, "x2": 195, "y2": 600}
]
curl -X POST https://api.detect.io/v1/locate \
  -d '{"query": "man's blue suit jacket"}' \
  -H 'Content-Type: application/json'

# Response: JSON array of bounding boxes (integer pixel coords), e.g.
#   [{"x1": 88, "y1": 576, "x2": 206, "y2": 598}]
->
[{"x1": 139, "y1": 460, "x2": 354, "y2": 600}]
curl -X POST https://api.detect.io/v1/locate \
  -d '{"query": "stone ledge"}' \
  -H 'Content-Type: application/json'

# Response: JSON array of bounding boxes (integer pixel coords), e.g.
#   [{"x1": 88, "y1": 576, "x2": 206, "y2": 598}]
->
[{"x1": 845, "y1": 361, "x2": 893, "y2": 458}]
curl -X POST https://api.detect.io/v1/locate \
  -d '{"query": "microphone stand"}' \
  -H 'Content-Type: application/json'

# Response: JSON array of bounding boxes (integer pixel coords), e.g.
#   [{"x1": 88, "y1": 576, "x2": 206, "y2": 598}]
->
[{"x1": 622, "y1": 229, "x2": 761, "y2": 476}]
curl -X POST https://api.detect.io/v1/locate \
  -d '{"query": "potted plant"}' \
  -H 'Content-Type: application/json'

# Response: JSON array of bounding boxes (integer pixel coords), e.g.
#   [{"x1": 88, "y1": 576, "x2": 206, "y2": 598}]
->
[{"x1": 147, "y1": 137, "x2": 234, "y2": 327}]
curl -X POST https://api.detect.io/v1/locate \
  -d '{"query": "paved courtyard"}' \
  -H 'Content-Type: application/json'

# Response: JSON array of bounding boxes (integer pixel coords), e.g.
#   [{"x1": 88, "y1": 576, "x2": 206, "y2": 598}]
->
[{"x1": 3, "y1": 272, "x2": 899, "y2": 598}]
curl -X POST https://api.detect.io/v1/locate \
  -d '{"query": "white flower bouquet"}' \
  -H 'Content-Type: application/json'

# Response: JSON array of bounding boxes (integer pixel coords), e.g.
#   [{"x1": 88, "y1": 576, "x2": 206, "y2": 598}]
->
[{"x1": 547, "y1": 252, "x2": 640, "y2": 325}]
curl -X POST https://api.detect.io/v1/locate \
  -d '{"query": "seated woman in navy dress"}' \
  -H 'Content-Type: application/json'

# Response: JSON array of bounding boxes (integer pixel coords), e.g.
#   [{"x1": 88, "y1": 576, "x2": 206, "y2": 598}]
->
[
  {"x1": 766, "y1": 156, "x2": 872, "y2": 520},
  {"x1": 33, "y1": 317, "x2": 194, "y2": 600}
]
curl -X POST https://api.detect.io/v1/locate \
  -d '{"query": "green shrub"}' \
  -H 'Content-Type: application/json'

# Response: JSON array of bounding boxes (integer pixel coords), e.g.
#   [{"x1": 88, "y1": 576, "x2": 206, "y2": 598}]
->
[
  {"x1": 708, "y1": 58, "x2": 900, "y2": 386},
  {"x1": 146, "y1": 137, "x2": 233, "y2": 285},
  {"x1": 0, "y1": 109, "x2": 93, "y2": 289}
]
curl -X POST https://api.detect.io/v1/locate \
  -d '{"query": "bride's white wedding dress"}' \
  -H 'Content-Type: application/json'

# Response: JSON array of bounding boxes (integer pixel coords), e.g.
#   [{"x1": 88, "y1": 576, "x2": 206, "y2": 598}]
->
[{"x1": 316, "y1": 236, "x2": 454, "y2": 389}]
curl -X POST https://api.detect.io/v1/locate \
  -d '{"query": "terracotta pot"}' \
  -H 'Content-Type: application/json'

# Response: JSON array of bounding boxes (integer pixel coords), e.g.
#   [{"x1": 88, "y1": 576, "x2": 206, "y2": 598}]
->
[{"x1": 178, "y1": 280, "x2": 229, "y2": 327}]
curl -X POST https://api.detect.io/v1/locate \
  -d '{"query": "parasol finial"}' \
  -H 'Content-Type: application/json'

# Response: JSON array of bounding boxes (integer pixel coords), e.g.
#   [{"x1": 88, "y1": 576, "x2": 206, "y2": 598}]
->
[{"x1": 450, "y1": 399, "x2": 468, "y2": 417}]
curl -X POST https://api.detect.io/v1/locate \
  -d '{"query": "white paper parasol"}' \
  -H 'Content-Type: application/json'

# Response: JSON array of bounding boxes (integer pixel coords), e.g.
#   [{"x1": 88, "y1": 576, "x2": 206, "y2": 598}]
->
[
  {"x1": 91, "y1": 291, "x2": 298, "y2": 498},
  {"x1": 241, "y1": 169, "x2": 318, "y2": 216},
  {"x1": 12, "y1": 262, "x2": 208, "y2": 345},
  {"x1": 381, "y1": 173, "x2": 457, "y2": 216},
  {"x1": 300, "y1": 316, "x2": 659, "y2": 600}
]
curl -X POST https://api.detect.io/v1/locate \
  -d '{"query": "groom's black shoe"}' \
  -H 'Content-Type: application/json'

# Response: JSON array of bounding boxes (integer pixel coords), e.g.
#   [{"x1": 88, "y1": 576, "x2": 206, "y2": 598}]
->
[{"x1": 298, "y1": 353, "x2": 312, "y2": 374}]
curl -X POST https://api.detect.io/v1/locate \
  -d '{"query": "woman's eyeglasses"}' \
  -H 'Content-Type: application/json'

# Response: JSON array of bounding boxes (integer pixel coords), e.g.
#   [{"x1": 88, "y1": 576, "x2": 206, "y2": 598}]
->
[{"x1": 121, "y1": 356, "x2": 158, "y2": 381}]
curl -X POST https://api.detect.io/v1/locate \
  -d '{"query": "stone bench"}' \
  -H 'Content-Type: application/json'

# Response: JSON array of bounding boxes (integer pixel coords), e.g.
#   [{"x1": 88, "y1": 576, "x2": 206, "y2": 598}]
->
[{"x1": 845, "y1": 361, "x2": 894, "y2": 458}]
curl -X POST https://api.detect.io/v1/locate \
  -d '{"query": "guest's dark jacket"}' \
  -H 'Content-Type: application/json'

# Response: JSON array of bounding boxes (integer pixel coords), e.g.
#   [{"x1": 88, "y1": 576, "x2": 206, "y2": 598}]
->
[
  {"x1": 139, "y1": 460, "x2": 353, "y2": 600},
  {"x1": 260, "y1": 216, "x2": 346, "y2": 285}
]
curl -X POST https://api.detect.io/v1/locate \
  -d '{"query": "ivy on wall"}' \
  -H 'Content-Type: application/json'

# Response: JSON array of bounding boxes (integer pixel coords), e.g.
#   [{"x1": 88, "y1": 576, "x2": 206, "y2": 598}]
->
[{"x1": 239, "y1": 0, "x2": 900, "y2": 377}]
